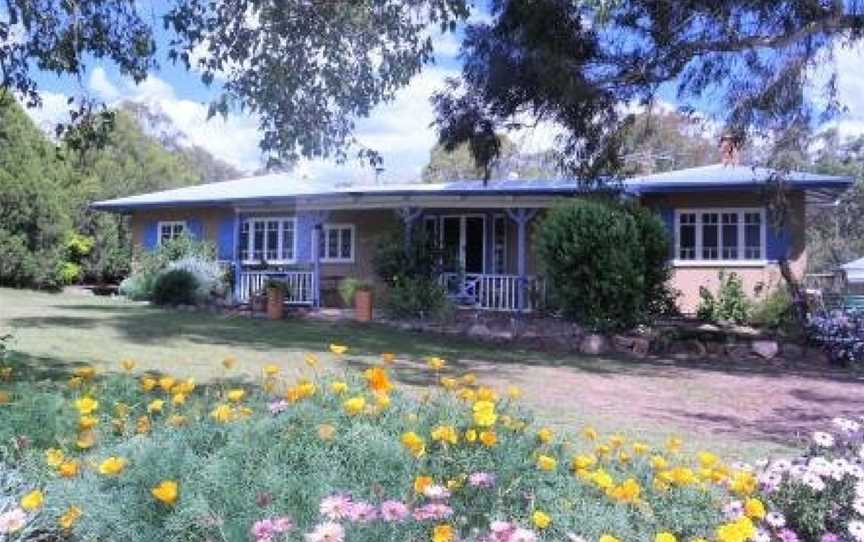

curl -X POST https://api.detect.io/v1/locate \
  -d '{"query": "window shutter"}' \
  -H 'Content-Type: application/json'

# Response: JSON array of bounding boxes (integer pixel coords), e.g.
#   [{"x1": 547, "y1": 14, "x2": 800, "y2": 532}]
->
[
  {"x1": 142, "y1": 221, "x2": 158, "y2": 250},
  {"x1": 217, "y1": 216, "x2": 235, "y2": 260},
  {"x1": 766, "y1": 213, "x2": 790, "y2": 262},
  {"x1": 187, "y1": 218, "x2": 204, "y2": 240},
  {"x1": 658, "y1": 207, "x2": 675, "y2": 259}
]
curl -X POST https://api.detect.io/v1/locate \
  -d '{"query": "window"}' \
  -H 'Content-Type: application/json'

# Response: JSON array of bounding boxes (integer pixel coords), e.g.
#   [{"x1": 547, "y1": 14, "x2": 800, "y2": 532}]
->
[
  {"x1": 239, "y1": 217, "x2": 297, "y2": 263},
  {"x1": 319, "y1": 224, "x2": 355, "y2": 262},
  {"x1": 492, "y1": 215, "x2": 507, "y2": 273},
  {"x1": 158, "y1": 221, "x2": 186, "y2": 245},
  {"x1": 675, "y1": 208, "x2": 765, "y2": 263}
]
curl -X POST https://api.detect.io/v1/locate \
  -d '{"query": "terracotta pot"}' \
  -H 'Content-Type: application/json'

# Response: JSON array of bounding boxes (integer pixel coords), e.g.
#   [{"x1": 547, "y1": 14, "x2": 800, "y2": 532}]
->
[
  {"x1": 267, "y1": 287, "x2": 285, "y2": 320},
  {"x1": 354, "y1": 289, "x2": 373, "y2": 322}
]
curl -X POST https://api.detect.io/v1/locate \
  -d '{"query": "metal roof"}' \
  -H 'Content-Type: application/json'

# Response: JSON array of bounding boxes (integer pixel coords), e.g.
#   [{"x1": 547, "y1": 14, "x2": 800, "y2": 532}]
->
[
  {"x1": 92, "y1": 163, "x2": 854, "y2": 211},
  {"x1": 841, "y1": 257, "x2": 864, "y2": 271}
]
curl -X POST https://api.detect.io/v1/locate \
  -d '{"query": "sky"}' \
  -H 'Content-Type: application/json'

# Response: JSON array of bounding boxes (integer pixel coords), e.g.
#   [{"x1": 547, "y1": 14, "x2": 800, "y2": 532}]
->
[{"x1": 17, "y1": 4, "x2": 864, "y2": 185}]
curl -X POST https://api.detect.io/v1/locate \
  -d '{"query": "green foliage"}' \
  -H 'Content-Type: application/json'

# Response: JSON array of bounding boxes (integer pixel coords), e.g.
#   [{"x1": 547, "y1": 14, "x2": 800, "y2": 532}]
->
[
  {"x1": 152, "y1": 269, "x2": 199, "y2": 306},
  {"x1": 696, "y1": 272, "x2": 753, "y2": 324},
  {"x1": 615, "y1": 111, "x2": 718, "y2": 176},
  {"x1": 750, "y1": 287, "x2": 795, "y2": 330},
  {"x1": 536, "y1": 198, "x2": 672, "y2": 331},
  {"x1": 383, "y1": 276, "x2": 454, "y2": 321},
  {"x1": 120, "y1": 236, "x2": 219, "y2": 303},
  {"x1": 372, "y1": 229, "x2": 438, "y2": 286},
  {"x1": 338, "y1": 277, "x2": 372, "y2": 306},
  {"x1": 58, "y1": 262, "x2": 83, "y2": 285}
]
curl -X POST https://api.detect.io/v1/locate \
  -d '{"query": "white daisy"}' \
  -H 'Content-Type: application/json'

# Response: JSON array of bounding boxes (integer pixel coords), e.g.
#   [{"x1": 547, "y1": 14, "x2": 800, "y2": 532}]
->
[
  {"x1": 813, "y1": 431, "x2": 836, "y2": 448},
  {"x1": 849, "y1": 520, "x2": 864, "y2": 542},
  {"x1": 802, "y1": 472, "x2": 826, "y2": 492},
  {"x1": 854, "y1": 497, "x2": 864, "y2": 516},
  {"x1": 765, "y1": 512, "x2": 786, "y2": 528}
]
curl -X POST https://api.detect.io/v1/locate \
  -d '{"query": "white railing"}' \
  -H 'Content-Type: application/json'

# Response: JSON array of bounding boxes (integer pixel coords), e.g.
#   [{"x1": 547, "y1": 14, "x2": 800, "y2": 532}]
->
[
  {"x1": 439, "y1": 273, "x2": 543, "y2": 311},
  {"x1": 237, "y1": 270, "x2": 315, "y2": 305}
]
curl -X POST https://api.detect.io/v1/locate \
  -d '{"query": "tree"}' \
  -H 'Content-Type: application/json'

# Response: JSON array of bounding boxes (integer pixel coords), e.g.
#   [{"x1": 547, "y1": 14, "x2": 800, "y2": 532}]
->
[
  {"x1": 421, "y1": 136, "x2": 559, "y2": 183},
  {"x1": 616, "y1": 111, "x2": 719, "y2": 175}
]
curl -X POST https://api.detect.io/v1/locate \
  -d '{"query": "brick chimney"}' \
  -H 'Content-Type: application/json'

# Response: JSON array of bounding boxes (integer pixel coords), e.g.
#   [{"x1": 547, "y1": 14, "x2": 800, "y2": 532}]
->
[{"x1": 719, "y1": 133, "x2": 741, "y2": 166}]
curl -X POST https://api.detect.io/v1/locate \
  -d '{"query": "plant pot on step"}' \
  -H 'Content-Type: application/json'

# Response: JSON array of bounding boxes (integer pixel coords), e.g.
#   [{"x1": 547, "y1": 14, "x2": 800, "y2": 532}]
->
[
  {"x1": 354, "y1": 289, "x2": 373, "y2": 322},
  {"x1": 266, "y1": 286, "x2": 285, "y2": 320}
]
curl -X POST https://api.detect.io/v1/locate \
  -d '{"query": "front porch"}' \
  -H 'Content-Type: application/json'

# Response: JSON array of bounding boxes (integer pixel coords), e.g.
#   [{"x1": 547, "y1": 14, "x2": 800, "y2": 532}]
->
[{"x1": 230, "y1": 206, "x2": 543, "y2": 313}]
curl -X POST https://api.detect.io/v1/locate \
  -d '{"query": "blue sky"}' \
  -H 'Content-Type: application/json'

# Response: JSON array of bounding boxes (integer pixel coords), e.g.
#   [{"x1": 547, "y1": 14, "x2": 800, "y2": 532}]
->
[{"x1": 19, "y1": 4, "x2": 864, "y2": 184}]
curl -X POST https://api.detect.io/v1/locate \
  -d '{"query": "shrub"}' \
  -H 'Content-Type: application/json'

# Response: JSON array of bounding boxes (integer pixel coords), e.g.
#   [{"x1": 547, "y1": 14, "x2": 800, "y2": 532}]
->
[
  {"x1": 383, "y1": 276, "x2": 453, "y2": 321},
  {"x1": 0, "y1": 351, "x2": 779, "y2": 542},
  {"x1": 151, "y1": 269, "x2": 199, "y2": 306},
  {"x1": 168, "y1": 256, "x2": 227, "y2": 302},
  {"x1": 806, "y1": 312, "x2": 864, "y2": 365},
  {"x1": 750, "y1": 287, "x2": 795, "y2": 331},
  {"x1": 118, "y1": 270, "x2": 159, "y2": 301},
  {"x1": 536, "y1": 198, "x2": 671, "y2": 331},
  {"x1": 120, "y1": 236, "x2": 219, "y2": 303},
  {"x1": 373, "y1": 229, "x2": 437, "y2": 286},
  {"x1": 696, "y1": 272, "x2": 752, "y2": 324}
]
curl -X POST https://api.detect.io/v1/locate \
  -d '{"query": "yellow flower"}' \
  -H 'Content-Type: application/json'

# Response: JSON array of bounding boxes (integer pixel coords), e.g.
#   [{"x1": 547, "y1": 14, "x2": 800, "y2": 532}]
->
[
  {"x1": 373, "y1": 391, "x2": 391, "y2": 410},
  {"x1": 608, "y1": 478, "x2": 642, "y2": 504},
  {"x1": 532, "y1": 510, "x2": 551, "y2": 529},
  {"x1": 78, "y1": 415, "x2": 99, "y2": 430},
  {"x1": 592, "y1": 469, "x2": 614, "y2": 490},
  {"x1": 537, "y1": 427, "x2": 554, "y2": 444},
  {"x1": 363, "y1": 367, "x2": 393, "y2": 394},
  {"x1": 729, "y1": 470, "x2": 758, "y2": 496},
  {"x1": 431, "y1": 425, "x2": 459, "y2": 445},
  {"x1": 744, "y1": 497, "x2": 766, "y2": 520},
  {"x1": 465, "y1": 429, "x2": 477, "y2": 443},
  {"x1": 401, "y1": 431, "x2": 426, "y2": 457},
  {"x1": 317, "y1": 423, "x2": 336, "y2": 441},
  {"x1": 461, "y1": 373, "x2": 477, "y2": 386},
  {"x1": 222, "y1": 356, "x2": 237, "y2": 369},
  {"x1": 58, "y1": 460, "x2": 79, "y2": 478},
  {"x1": 136, "y1": 415, "x2": 151, "y2": 434},
  {"x1": 633, "y1": 442, "x2": 649, "y2": 455},
  {"x1": 472, "y1": 400, "x2": 497, "y2": 427},
  {"x1": 120, "y1": 359, "x2": 136, "y2": 372},
  {"x1": 343, "y1": 396, "x2": 366, "y2": 416},
  {"x1": 571, "y1": 454, "x2": 597, "y2": 471},
  {"x1": 140, "y1": 376, "x2": 157, "y2": 391},
  {"x1": 151, "y1": 480, "x2": 179, "y2": 505},
  {"x1": 599, "y1": 535, "x2": 620, "y2": 542},
  {"x1": 457, "y1": 388, "x2": 476, "y2": 402},
  {"x1": 698, "y1": 451, "x2": 719, "y2": 468},
  {"x1": 263, "y1": 364, "x2": 280, "y2": 376},
  {"x1": 73, "y1": 366, "x2": 96, "y2": 380},
  {"x1": 74, "y1": 396, "x2": 99, "y2": 415},
  {"x1": 609, "y1": 434, "x2": 626, "y2": 448},
  {"x1": 158, "y1": 376, "x2": 176, "y2": 392},
  {"x1": 414, "y1": 475, "x2": 434, "y2": 494},
  {"x1": 381, "y1": 352, "x2": 396, "y2": 364},
  {"x1": 168, "y1": 415, "x2": 187, "y2": 427},
  {"x1": 210, "y1": 404, "x2": 233, "y2": 423},
  {"x1": 20, "y1": 489, "x2": 44, "y2": 511},
  {"x1": 479, "y1": 430, "x2": 497, "y2": 447},
  {"x1": 45, "y1": 448, "x2": 65, "y2": 468},
  {"x1": 651, "y1": 455, "x2": 669, "y2": 470},
  {"x1": 171, "y1": 393, "x2": 187, "y2": 406},
  {"x1": 147, "y1": 399, "x2": 165, "y2": 414},
  {"x1": 176, "y1": 378, "x2": 196, "y2": 394},
  {"x1": 506, "y1": 385, "x2": 522, "y2": 399},
  {"x1": 440, "y1": 376, "x2": 458, "y2": 390},
  {"x1": 67, "y1": 376, "x2": 83, "y2": 389},
  {"x1": 329, "y1": 344, "x2": 347, "y2": 355},
  {"x1": 656, "y1": 533, "x2": 677, "y2": 542},
  {"x1": 58, "y1": 505, "x2": 82, "y2": 530},
  {"x1": 432, "y1": 524, "x2": 455, "y2": 542},
  {"x1": 227, "y1": 389, "x2": 246, "y2": 402},
  {"x1": 98, "y1": 456, "x2": 127, "y2": 476},
  {"x1": 716, "y1": 517, "x2": 756, "y2": 542},
  {"x1": 0, "y1": 390, "x2": 10, "y2": 405},
  {"x1": 426, "y1": 356, "x2": 446, "y2": 371},
  {"x1": 330, "y1": 381, "x2": 348, "y2": 394},
  {"x1": 536, "y1": 454, "x2": 557, "y2": 471},
  {"x1": 666, "y1": 436, "x2": 683, "y2": 453},
  {"x1": 582, "y1": 426, "x2": 599, "y2": 440},
  {"x1": 76, "y1": 430, "x2": 96, "y2": 449},
  {"x1": 475, "y1": 387, "x2": 497, "y2": 402}
]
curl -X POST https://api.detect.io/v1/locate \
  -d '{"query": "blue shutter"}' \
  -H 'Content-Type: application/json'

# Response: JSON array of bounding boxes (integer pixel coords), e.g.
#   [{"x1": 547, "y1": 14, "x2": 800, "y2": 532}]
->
[
  {"x1": 142, "y1": 221, "x2": 158, "y2": 250},
  {"x1": 766, "y1": 214, "x2": 790, "y2": 262},
  {"x1": 658, "y1": 206, "x2": 675, "y2": 260},
  {"x1": 217, "y1": 216, "x2": 235, "y2": 261},
  {"x1": 187, "y1": 218, "x2": 204, "y2": 240}
]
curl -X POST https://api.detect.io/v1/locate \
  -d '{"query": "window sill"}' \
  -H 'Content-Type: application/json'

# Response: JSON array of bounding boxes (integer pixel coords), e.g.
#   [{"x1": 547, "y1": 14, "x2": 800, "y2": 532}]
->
[
  {"x1": 241, "y1": 260, "x2": 298, "y2": 266},
  {"x1": 672, "y1": 260, "x2": 768, "y2": 268},
  {"x1": 320, "y1": 259, "x2": 355, "y2": 264}
]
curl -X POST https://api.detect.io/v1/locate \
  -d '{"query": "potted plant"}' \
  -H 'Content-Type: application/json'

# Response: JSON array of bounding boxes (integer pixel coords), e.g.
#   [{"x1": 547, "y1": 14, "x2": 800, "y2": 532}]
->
[
  {"x1": 339, "y1": 277, "x2": 374, "y2": 322},
  {"x1": 265, "y1": 278, "x2": 286, "y2": 320}
]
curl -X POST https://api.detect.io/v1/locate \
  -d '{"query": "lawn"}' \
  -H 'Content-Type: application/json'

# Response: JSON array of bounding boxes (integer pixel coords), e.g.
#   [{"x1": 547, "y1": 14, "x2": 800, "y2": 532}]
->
[{"x1": 3, "y1": 287, "x2": 862, "y2": 461}]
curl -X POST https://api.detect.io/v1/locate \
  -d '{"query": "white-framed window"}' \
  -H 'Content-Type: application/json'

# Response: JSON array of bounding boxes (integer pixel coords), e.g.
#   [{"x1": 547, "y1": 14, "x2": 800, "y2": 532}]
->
[
  {"x1": 158, "y1": 221, "x2": 186, "y2": 245},
  {"x1": 319, "y1": 224, "x2": 355, "y2": 263},
  {"x1": 239, "y1": 217, "x2": 297, "y2": 264},
  {"x1": 675, "y1": 208, "x2": 766, "y2": 264}
]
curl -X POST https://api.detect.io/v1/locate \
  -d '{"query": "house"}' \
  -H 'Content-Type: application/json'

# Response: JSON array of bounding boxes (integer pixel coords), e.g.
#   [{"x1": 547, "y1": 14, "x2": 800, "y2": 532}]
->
[
  {"x1": 838, "y1": 257, "x2": 864, "y2": 295},
  {"x1": 92, "y1": 163, "x2": 853, "y2": 314}
]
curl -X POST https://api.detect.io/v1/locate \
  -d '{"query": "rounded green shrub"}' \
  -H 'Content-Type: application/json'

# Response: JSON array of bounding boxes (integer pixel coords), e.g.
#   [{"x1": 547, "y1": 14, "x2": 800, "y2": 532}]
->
[
  {"x1": 151, "y1": 269, "x2": 199, "y2": 306},
  {"x1": 536, "y1": 198, "x2": 671, "y2": 331}
]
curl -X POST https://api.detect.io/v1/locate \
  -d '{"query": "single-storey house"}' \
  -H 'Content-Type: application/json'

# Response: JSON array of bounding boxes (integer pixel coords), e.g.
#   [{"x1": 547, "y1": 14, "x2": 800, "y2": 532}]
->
[{"x1": 93, "y1": 163, "x2": 853, "y2": 313}]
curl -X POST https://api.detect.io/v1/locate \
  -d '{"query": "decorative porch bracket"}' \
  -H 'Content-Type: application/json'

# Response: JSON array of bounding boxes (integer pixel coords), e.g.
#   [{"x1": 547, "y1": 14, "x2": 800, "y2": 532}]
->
[
  {"x1": 308, "y1": 211, "x2": 330, "y2": 307},
  {"x1": 505, "y1": 208, "x2": 538, "y2": 312},
  {"x1": 396, "y1": 206, "x2": 423, "y2": 253}
]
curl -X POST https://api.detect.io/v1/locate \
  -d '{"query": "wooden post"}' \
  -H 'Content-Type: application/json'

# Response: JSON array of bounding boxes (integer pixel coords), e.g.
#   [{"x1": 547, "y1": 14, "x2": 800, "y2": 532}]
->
[
  {"x1": 310, "y1": 210, "x2": 330, "y2": 308},
  {"x1": 232, "y1": 210, "x2": 242, "y2": 303},
  {"x1": 506, "y1": 208, "x2": 537, "y2": 311}
]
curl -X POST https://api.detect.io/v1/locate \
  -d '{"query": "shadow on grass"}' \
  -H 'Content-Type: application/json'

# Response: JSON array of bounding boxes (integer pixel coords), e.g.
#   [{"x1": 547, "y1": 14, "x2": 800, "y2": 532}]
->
[{"x1": 7, "y1": 303, "x2": 864, "y2": 387}]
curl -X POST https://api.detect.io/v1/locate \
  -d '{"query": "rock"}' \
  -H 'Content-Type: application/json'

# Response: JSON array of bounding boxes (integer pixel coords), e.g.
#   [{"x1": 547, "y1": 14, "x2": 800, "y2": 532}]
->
[
  {"x1": 611, "y1": 335, "x2": 651, "y2": 358},
  {"x1": 579, "y1": 334, "x2": 609, "y2": 355},
  {"x1": 751, "y1": 340, "x2": 780, "y2": 360},
  {"x1": 467, "y1": 323, "x2": 492, "y2": 339}
]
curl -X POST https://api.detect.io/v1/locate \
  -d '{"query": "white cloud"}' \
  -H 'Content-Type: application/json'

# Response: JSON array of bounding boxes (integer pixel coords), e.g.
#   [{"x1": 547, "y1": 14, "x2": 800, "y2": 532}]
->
[
  {"x1": 23, "y1": 90, "x2": 72, "y2": 136},
  {"x1": 815, "y1": 42, "x2": 864, "y2": 138},
  {"x1": 88, "y1": 67, "x2": 120, "y2": 101}
]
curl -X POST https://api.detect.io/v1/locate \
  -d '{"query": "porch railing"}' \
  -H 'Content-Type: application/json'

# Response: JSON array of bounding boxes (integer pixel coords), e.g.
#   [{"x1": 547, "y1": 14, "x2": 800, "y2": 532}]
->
[
  {"x1": 438, "y1": 273, "x2": 543, "y2": 311},
  {"x1": 237, "y1": 270, "x2": 315, "y2": 305}
]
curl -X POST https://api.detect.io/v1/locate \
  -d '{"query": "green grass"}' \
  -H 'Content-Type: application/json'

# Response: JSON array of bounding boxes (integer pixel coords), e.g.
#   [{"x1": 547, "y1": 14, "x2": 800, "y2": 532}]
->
[{"x1": 1, "y1": 287, "x2": 845, "y2": 461}]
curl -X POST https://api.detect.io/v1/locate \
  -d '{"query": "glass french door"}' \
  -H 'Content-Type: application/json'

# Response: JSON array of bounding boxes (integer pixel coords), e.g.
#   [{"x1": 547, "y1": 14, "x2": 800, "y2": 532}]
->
[{"x1": 439, "y1": 215, "x2": 485, "y2": 274}]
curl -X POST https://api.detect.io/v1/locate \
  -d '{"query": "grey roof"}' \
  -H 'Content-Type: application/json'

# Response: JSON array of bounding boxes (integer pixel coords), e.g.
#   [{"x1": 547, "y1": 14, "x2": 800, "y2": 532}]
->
[{"x1": 92, "y1": 163, "x2": 854, "y2": 211}]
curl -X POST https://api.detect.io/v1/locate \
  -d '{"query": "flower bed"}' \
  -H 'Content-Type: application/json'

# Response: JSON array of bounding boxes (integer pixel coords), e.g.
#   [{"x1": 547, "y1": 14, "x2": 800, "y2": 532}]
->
[
  {"x1": 0, "y1": 347, "x2": 861, "y2": 542},
  {"x1": 806, "y1": 311, "x2": 864, "y2": 365}
]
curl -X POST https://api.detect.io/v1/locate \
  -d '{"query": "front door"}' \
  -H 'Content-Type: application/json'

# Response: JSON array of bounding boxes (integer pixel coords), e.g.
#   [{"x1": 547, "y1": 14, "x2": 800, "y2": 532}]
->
[{"x1": 439, "y1": 215, "x2": 485, "y2": 274}]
